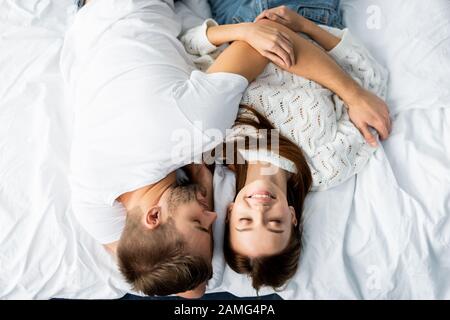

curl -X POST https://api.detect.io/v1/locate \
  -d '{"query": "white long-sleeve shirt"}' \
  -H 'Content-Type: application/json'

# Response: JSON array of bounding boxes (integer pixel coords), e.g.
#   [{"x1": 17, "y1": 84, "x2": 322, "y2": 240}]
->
[{"x1": 181, "y1": 23, "x2": 389, "y2": 190}]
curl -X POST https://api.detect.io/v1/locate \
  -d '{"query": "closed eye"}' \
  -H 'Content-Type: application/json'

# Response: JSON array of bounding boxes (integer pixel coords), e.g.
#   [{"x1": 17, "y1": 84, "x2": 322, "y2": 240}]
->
[{"x1": 194, "y1": 220, "x2": 209, "y2": 233}]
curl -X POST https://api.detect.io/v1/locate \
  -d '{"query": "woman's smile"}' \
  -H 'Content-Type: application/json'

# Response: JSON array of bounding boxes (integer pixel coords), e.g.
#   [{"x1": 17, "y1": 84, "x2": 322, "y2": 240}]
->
[{"x1": 246, "y1": 191, "x2": 276, "y2": 203}]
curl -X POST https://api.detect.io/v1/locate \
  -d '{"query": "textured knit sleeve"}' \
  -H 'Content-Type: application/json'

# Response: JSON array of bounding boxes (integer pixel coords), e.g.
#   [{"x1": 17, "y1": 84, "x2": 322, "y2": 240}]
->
[{"x1": 325, "y1": 28, "x2": 389, "y2": 99}]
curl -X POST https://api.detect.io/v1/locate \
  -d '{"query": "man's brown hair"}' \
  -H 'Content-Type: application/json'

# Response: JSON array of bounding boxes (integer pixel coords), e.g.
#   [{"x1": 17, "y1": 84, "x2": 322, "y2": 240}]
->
[
  {"x1": 117, "y1": 210, "x2": 212, "y2": 296},
  {"x1": 223, "y1": 105, "x2": 312, "y2": 291}
]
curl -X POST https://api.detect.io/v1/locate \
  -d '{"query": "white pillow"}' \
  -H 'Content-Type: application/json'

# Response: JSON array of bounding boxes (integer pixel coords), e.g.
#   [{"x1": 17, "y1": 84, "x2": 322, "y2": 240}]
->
[
  {"x1": 208, "y1": 165, "x2": 235, "y2": 289},
  {"x1": 341, "y1": 0, "x2": 450, "y2": 115}
]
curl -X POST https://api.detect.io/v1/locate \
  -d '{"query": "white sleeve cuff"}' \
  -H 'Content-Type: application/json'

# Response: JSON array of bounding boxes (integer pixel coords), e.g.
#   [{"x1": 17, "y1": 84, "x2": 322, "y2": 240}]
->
[
  {"x1": 327, "y1": 28, "x2": 353, "y2": 61},
  {"x1": 180, "y1": 19, "x2": 219, "y2": 56}
]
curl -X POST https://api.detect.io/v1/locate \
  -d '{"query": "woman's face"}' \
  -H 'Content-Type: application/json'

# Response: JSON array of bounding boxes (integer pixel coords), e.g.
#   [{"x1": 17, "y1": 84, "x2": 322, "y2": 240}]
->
[{"x1": 228, "y1": 179, "x2": 297, "y2": 258}]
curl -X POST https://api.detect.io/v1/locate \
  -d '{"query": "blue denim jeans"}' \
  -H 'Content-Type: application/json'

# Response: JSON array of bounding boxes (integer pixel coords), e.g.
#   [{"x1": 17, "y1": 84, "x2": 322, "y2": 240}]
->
[
  {"x1": 76, "y1": 0, "x2": 86, "y2": 9},
  {"x1": 209, "y1": 0, "x2": 343, "y2": 29}
]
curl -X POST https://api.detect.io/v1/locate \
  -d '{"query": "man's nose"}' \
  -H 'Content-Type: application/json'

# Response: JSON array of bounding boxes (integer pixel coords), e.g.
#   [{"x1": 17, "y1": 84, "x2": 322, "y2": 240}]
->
[{"x1": 205, "y1": 211, "x2": 218, "y2": 226}]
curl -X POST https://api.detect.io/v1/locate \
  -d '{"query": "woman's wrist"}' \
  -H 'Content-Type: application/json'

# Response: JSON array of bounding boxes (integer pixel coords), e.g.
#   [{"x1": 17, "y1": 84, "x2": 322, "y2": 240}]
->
[
  {"x1": 341, "y1": 82, "x2": 365, "y2": 108},
  {"x1": 233, "y1": 22, "x2": 253, "y2": 42},
  {"x1": 299, "y1": 18, "x2": 318, "y2": 35},
  {"x1": 206, "y1": 23, "x2": 252, "y2": 46}
]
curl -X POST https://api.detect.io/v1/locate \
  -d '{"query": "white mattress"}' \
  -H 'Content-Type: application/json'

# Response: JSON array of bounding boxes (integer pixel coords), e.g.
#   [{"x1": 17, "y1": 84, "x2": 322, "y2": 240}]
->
[{"x1": 0, "y1": 0, "x2": 449, "y2": 299}]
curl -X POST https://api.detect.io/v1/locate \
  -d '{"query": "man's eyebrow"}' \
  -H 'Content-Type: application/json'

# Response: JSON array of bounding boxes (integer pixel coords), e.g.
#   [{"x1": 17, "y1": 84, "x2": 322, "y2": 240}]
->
[{"x1": 235, "y1": 227, "x2": 284, "y2": 234}]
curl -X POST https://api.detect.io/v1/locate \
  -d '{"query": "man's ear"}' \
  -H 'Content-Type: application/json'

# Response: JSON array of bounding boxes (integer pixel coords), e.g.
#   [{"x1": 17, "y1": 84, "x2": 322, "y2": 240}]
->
[
  {"x1": 289, "y1": 206, "x2": 298, "y2": 226},
  {"x1": 225, "y1": 203, "x2": 234, "y2": 223},
  {"x1": 143, "y1": 206, "x2": 161, "y2": 230}
]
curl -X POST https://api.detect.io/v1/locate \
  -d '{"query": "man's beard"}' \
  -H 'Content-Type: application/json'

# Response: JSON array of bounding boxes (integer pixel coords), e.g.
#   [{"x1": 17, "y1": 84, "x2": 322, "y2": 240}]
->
[
  {"x1": 167, "y1": 182, "x2": 214, "y2": 256},
  {"x1": 167, "y1": 183, "x2": 207, "y2": 214}
]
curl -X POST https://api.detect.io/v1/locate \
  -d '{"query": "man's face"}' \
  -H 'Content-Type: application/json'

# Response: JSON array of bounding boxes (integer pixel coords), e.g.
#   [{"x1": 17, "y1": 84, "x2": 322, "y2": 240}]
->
[{"x1": 166, "y1": 184, "x2": 217, "y2": 268}]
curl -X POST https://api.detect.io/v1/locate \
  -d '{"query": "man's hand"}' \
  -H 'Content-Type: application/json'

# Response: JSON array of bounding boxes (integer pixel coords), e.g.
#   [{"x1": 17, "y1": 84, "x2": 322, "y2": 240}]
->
[
  {"x1": 345, "y1": 89, "x2": 392, "y2": 147},
  {"x1": 239, "y1": 22, "x2": 296, "y2": 68},
  {"x1": 254, "y1": 5, "x2": 311, "y2": 33}
]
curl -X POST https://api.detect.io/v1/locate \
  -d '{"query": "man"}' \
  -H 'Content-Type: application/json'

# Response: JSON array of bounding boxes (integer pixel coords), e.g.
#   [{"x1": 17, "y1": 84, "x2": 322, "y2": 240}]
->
[{"x1": 61, "y1": 0, "x2": 390, "y2": 298}]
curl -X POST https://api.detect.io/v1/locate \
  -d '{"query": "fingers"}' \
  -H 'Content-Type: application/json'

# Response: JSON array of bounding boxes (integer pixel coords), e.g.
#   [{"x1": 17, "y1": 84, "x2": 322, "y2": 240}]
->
[
  {"x1": 255, "y1": 9, "x2": 286, "y2": 24},
  {"x1": 255, "y1": 10, "x2": 266, "y2": 22},
  {"x1": 266, "y1": 31, "x2": 294, "y2": 68},
  {"x1": 273, "y1": 32, "x2": 295, "y2": 66},
  {"x1": 379, "y1": 101, "x2": 392, "y2": 135},
  {"x1": 255, "y1": 10, "x2": 268, "y2": 22},
  {"x1": 373, "y1": 104, "x2": 392, "y2": 140},
  {"x1": 370, "y1": 117, "x2": 390, "y2": 141},
  {"x1": 279, "y1": 31, "x2": 296, "y2": 65},
  {"x1": 385, "y1": 112, "x2": 392, "y2": 134},
  {"x1": 255, "y1": 6, "x2": 290, "y2": 22},
  {"x1": 262, "y1": 51, "x2": 286, "y2": 69},
  {"x1": 269, "y1": 43, "x2": 292, "y2": 68},
  {"x1": 256, "y1": 11, "x2": 288, "y2": 27},
  {"x1": 255, "y1": 9, "x2": 275, "y2": 22},
  {"x1": 358, "y1": 124, "x2": 378, "y2": 147},
  {"x1": 385, "y1": 115, "x2": 392, "y2": 135}
]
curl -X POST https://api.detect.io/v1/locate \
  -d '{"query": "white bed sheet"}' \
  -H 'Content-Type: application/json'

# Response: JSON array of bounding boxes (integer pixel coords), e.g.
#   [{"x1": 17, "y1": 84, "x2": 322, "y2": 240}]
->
[
  {"x1": 0, "y1": 0, "x2": 449, "y2": 299},
  {"x1": 0, "y1": 0, "x2": 129, "y2": 299}
]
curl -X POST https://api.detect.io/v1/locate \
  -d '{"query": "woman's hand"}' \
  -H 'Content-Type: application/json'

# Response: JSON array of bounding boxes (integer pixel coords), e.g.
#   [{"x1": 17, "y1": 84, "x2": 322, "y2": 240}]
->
[
  {"x1": 254, "y1": 5, "x2": 311, "y2": 33},
  {"x1": 239, "y1": 22, "x2": 296, "y2": 68},
  {"x1": 206, "y1": 21, "x2": 296, "y2": 68},
  {"x1": 345, "y1": 89, "x2": 392, "y2": 147}
]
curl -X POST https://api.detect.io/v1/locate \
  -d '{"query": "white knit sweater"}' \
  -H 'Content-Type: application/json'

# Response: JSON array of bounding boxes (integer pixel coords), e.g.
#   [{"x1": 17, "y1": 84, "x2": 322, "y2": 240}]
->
[{"x1": 181, "y1": 22, "x2": 389, "y2": 191}]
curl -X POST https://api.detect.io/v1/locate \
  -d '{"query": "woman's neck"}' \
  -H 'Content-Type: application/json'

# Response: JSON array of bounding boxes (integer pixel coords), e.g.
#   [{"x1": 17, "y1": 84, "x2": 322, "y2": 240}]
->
[
  {"x1": 245, "y1": 161, "x2": 289, "y2": 194},
  {"x1": 118, "y1": 172, "x2": 177, "y2": 213}
]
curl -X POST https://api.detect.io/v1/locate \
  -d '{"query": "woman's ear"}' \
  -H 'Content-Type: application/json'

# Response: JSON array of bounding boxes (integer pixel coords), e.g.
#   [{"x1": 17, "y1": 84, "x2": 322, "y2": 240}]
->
[
  {"x1": 143, "y1": 206, "x2": 161, "y2": 230},
  {"x1": 289, "y1": 206, "x2": 298, "y2": 226},
  {"x1": 226, "y1": 203, "x2": 234, "y2": 222}
]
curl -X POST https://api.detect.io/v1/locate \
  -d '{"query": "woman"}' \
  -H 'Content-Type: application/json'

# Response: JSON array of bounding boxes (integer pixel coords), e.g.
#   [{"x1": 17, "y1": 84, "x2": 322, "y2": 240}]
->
[{"x1": 182, "y1": 6, "x2": 389, "y2": 290}]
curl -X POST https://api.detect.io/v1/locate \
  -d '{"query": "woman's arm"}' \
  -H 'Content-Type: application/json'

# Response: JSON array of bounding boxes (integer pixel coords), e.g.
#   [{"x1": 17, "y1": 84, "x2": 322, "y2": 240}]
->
[
  {"x1": 208, "y1": 18, "x2": 391, "y2": 145},
  {"x1": 206, "y1": 19, "x2": 359, "y2": 100},
  {"x1": 207, "y1": 23, "x2": 296, "y2": 68},
  {"x1": 206, "y1": 40, "x2": 269, "y2": 82},
  {"x1": 181, "y1": 20, "x2": 296, "y2": 68},
  {"x1": 299, "y1": 21, "x2": 341, "y2": 51}
]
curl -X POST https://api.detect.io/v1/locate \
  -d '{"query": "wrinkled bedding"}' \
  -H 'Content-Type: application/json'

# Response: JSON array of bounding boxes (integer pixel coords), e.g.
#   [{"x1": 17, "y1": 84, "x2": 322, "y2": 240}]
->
[{"x1": 0, "y1": 0, "x2": 449, "y2": 299}]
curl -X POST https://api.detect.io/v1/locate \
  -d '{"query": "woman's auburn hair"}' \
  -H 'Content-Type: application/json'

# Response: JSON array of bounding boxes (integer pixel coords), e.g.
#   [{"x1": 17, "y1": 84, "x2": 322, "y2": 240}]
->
[{"x1": 223, "y1": 105, "x2": 313, "y2": 291}]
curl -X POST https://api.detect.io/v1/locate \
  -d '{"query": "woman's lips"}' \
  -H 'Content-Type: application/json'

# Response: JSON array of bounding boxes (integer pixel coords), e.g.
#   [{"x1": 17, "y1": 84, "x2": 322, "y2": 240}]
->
[{"x1": 246, "y1": 191, "x2": 276, "y2": 202}]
